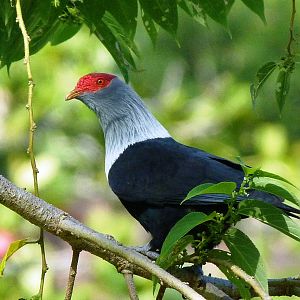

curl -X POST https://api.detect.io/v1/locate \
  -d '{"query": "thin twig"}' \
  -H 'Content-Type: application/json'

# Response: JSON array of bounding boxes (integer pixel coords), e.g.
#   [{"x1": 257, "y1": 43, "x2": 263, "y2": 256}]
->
[
  {"x1": 15, "y1": 1, "x2": 48, "y2": 298},
  {"x1": 156, "y1": 285, "x2": 166, "y2": 300},
  {"x1": 122, "y1": 270, "x2": 139, "y2": 300},
  {"x1": 287, "y1": 0, "x2": 296, "y2": 56},
  {"x1": 209, "y1": 257, "x2": 271, "y2": 300},
  {"x1": 65, "y1": 249, "x2": 81, "y2": 300}
]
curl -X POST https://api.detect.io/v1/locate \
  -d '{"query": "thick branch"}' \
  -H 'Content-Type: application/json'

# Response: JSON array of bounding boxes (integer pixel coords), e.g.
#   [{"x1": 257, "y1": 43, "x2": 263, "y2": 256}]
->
[
  {"x1": 0, "y1": 175, "x2": 299, "y2": 299},
  {"x1": 0, "y1": 175, "x2": 202, "y2": 300}
]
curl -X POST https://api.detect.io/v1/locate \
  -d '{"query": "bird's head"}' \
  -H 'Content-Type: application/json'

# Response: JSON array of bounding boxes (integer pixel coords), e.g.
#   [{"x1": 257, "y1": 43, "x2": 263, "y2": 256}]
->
[
  {"x1": 65, "y1": 72, "x2": 170, "y2": 173},
  {"x1": 65, "y1": 72, "x2": 133, "y2": 125}
]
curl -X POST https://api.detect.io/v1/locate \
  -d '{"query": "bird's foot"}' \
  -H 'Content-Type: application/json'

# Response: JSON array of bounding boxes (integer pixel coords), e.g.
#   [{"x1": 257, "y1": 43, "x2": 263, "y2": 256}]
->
[{"x1": 127, "y1": 242, "x2": 159, "y2": 260}]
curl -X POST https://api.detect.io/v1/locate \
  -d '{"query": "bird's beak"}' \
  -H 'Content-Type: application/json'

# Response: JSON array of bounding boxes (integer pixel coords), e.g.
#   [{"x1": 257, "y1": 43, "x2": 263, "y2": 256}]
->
[{"x1": 65, "y1": 89, "x2": 81, "y2": 101}]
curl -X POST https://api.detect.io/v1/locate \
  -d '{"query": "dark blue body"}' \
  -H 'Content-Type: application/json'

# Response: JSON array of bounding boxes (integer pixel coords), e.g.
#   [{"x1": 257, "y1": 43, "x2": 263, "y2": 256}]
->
[{"x1": 108, "y1": 138, "x2": 293, "y2": 250}]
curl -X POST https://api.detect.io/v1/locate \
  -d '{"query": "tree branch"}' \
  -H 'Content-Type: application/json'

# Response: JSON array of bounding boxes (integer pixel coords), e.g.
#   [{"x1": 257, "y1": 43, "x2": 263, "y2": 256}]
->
[
  {"x1": 122, "y1": 270, "x2": 139, "y2": 300},
  {"x1": 208, "y1": 257, "x2": 271, "y2": 300},
  {"x1": 65, "y1": 248, "x2": 81, "y2": 300},
  {"x1": 0, "y1": 175, "x2": 299, "y2": 299},
  {"x1": 0, "y1": 175, "x2": 203, "y2": 300}
]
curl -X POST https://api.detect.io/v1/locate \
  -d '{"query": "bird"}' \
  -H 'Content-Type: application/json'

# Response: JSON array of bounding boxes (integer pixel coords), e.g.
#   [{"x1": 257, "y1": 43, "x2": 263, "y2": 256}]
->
[{"x1": 66, "y1": 72, "x2": 300, "y2": 252}]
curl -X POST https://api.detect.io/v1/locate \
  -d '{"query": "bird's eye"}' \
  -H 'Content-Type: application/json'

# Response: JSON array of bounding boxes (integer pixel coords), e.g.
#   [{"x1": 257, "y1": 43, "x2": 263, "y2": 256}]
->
[{"x1": 97, "y1": 79, "x2": 103, "y2": 85}]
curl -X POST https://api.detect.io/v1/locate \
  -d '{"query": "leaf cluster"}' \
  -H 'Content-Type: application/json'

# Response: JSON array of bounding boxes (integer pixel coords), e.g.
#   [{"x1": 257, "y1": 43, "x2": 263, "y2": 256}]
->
[
  {"x1": 155, "y1": 167, "x2": 300, "y2": 299},
  {"x1": 250, "y1": 56, "x2": 296, "y2": 114},
  {"x1": 0, "y1": 0, "x2": 266, "y2": 81}
]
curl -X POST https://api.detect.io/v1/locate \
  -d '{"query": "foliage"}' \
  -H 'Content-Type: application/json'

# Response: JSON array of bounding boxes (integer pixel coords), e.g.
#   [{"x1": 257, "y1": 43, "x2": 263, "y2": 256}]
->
[
  {"x1": 0, "y1": 0, "x2": 266, "y2": 80},
  {"x1": 1, "y1": 0, "x2": 297, "y2": 106},
  {"x1": 156, "y1": 168, "x2": 300, "y2": 298}
]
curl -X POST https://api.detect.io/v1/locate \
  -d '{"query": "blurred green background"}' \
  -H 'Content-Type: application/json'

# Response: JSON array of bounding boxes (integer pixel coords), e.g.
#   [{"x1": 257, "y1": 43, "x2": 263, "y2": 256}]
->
[{"x1": 0, "y1": 1, "x2": 300, "y2": 299}]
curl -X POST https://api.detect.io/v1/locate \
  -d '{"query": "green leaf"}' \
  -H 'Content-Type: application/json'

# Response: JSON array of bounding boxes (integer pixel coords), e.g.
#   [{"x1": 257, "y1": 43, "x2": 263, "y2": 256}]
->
[
  {"x1": 275, "y1": 68, "x2": 291, "y2": 113},
  {"x1": 209, "y1": 249, "x2": 251, "y2": 299},
  {"x1": 158, "y1": 212, "x2": 216, "y2": 261},
  {"x1": 0, "y1": 239, "x2": 28, "y2": 276},
  {"x1": 241, "y1": 0, "x2": 266, "y2": 23},
  {"x1": 154, "y1": 212, "x2": 215, "y2": 293},
  {"x1": 224, "y1": 228, "x2": 268, "y2": 293},
  {"x1": 198, "y1": 0, "x2": 234, "y2": 28},
  {"x1": 250, "y1": 61, "x2": 278, "y2": 105},
  {"x1": 183, "y1": 182, "x2": 236, "y2": 203},
  {"x1": 252, "y1": 177, "x2": 300, "y2": 207},
  {"x1": 249, "y1": 168, "x2": 298, "y2": 188},
  {"x1": 0, "y1": 1, "x2": 67, "y2": 68},
  {"x1": 238, "y1": 200, "x2": 300, "y2": 242},
  {"x1": 139, "y1": 0, "x2": 178, "y2": 36}
]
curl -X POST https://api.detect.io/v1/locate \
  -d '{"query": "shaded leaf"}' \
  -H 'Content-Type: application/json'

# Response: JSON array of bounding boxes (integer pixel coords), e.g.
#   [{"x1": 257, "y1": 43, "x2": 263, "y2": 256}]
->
[
  {"x1": 139, "y1": 0, "x2": 178, "y2": 36},
  {"x1": 141, "y1": 10, "x2": 158, "y2": 45},
  {"x1": 276, "y1": 68, "x2": 292, "y2": 113},
  {"x1": 238, "y1": 200, "x2": 300, "y2": 242},
  {"x1": 0, "y1": 239, "x2": 28, "y2": 276},
  {"x1": 102, "y1": 12, "x2": 139, "y2": 57},
  {"x1": 50, "y1": 22, "x2": 81, "y2": 46},
  {"x1": 209, "y1": 249, "x2": 251, "y2": 299},
  {"x1": 241, "y1": 0, "x2": 266, "y2": 23},
  {"x1": 105, "y1": 0, "x2": 138, "y2": 41},
  {"x1": 250, "y1": 61, "x2": 277, "y2": 105},
  {"x1": 183, "y1": 182, "x2": 236, "y2": 203},
  {"x1": 198, "y1": 0, "x2": 234, "y2": 28},
  {"x1": 224, "y1": 228, "x2": 268, "y2": 293}
]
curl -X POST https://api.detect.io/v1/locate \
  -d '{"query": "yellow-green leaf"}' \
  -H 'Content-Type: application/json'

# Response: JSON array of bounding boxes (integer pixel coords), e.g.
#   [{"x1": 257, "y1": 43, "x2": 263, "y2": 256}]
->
[{"x1": 0, "y1": 239, "x2": 28, "y2": 276}]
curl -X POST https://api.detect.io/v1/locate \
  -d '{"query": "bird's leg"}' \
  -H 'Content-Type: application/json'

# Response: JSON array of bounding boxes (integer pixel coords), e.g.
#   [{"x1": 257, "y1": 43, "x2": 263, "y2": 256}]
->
[
  {"x1": 192, "y1": 264, "x2": 204, "y2": 278},
  {"x1": 127, "y1": 241, "x2": 159, "y2": 260}
]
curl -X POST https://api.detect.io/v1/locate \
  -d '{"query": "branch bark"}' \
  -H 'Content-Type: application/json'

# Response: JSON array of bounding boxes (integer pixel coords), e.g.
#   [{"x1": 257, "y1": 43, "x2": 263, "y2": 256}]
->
[{"x1": 0, "y1": 175, "x2": 299, "y2": 299}]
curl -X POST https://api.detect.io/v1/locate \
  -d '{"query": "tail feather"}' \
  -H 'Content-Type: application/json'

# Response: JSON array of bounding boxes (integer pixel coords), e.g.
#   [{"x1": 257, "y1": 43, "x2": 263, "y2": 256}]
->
[{"x1": 280, "y1": 203, "x2": 300, "y2": 219}]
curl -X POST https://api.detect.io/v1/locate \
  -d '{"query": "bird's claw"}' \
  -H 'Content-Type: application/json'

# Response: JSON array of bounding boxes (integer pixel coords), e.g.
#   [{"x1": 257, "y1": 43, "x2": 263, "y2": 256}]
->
[{"x1": 127, "y1": 242, "x2": 159, "y2": 260}]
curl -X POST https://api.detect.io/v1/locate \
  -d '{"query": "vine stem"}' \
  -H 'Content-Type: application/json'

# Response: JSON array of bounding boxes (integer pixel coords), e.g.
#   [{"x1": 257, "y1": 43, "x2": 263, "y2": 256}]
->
[
  {"x1": 287, "y1": 0, "x2": 296, "y2": 56},
  {"x1": 15, "y1": 0, "x2": 48, "y2": 298}
]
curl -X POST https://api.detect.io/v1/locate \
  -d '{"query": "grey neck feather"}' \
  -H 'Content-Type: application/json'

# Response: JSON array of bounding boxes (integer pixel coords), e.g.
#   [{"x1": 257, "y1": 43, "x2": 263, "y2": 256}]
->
[{"x1": 80, "y1": 78, "x2": 170, "y2": 177}]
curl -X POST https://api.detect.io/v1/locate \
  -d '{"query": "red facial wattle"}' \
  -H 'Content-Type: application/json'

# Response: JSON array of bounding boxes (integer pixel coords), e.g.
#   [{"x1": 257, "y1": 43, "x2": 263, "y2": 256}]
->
[{"x1": 66, "y1": 73, "x2": 116, "y2": 100}]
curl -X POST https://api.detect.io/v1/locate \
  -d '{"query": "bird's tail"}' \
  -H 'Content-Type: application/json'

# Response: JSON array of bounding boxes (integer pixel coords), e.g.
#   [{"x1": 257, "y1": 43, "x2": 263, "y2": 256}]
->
[{"x1": 280, "y1": 203, "x2": 300, "y2": 219}]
